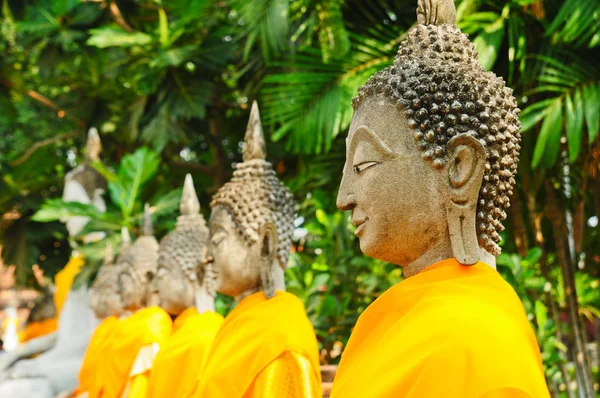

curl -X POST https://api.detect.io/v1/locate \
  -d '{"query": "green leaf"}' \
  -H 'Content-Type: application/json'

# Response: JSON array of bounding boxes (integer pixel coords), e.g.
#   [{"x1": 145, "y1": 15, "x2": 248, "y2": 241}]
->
[
  {"x1": 582, "y1": 83, "x2": 600, "y2": 143},
  {"x1": 532, "y1": 99, "x2": 563, "y2": 168},
  {"x1": 87, "y1": 26, "x2": 153, "y2": 48},
  {"x1": 32, "y1": 199, "x2": 104, "y2": 222},
  {"x1": 519, "y1": 99, "x2": 554, "y2": 133},
  {"x1": 564, "y1": 91, "x2": 583, "y2": 162},
  {"x1": 117, "y1": 147, "x2": 160, "y2": 219},
  {"x1": 535, "y1": 300, "x2": 548, "y2": 330},
  {"x1": 158, "y1": 8, "x2": 169, "y2": 49},
  {"x1": 472, "y1": 17, "x2": 505, "y2": 71}
]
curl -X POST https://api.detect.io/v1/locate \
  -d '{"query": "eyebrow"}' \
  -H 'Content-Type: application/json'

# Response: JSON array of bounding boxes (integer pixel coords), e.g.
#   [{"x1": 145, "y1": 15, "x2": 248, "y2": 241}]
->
[{"x1": 348, "y1": 126, "x2": 398, "y2": 159}]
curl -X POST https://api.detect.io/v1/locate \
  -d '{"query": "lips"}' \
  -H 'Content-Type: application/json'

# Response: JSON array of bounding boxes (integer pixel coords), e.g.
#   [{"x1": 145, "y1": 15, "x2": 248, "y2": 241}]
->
[{"x1": 352, "y1": 216, "x2": 368, "y2": 235}]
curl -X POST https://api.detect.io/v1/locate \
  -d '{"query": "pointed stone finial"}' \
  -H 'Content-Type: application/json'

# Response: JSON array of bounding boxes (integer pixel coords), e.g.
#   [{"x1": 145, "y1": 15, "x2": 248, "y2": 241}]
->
[
  {"x1": 120, "y1": 226, "x2": 131, "y2": 250},
  {"x1": 242, "y1": 101, "x2": 267, "y2": 162},
  {"x1": 104, "y1": 242, "x2": 114, "y2": 265},
  {"x1": 85, "y1": 127, "x2": 102, "y2": 162},
  {"x1": 142, "y1": 203, "x2": 153, "y2": 236},
  {"x1": 180, "y1": 174, "x2": 201, "y2": 215},
  {"x1": 416, "y1": 0, "x2": 456, "y2": 26}
]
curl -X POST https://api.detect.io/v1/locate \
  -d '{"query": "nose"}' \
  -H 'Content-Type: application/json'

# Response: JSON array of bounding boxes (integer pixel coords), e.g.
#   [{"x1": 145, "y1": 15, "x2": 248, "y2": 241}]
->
[{"x1": 336, "y1": 171, "x2": 356, "y2": 211}]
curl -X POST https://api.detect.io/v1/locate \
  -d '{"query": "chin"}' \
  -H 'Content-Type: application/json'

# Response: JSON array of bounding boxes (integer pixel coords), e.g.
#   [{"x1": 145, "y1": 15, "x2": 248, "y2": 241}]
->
[{"x1": 359, "y1": 237, "x2": 402, "y2": 264}]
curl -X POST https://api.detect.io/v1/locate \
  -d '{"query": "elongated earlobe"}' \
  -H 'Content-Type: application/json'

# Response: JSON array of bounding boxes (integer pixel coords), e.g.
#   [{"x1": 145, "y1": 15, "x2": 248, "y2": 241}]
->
[
  {"x1": 259, "y1": 222, "x2": 278, "y2": 299},
  {"x1": 445, "y1": 134, "x2": 486, "y2": 265}
]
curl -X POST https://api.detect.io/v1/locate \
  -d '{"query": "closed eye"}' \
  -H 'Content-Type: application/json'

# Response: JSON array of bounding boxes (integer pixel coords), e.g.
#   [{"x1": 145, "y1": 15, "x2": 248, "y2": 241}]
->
[
  {"x1": 211, "y1": 231, "x2": 226, "y2": 246},
  {"x1": 353, "y1": 161, "x2": 380, "y2": 174}
]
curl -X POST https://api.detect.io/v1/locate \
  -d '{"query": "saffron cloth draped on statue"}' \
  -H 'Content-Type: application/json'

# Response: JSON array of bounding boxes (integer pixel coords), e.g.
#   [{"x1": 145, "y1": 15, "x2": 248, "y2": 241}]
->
[
  {"x1": 147, "y1": 308, "x2": 223, "y2": 398},
  {"x1": 71, "y1": 316, "x2": 119, "y2": 397},
  {"x1": 94, "y1": 306, "x2": 172, "y2": 398},
  {"x1": 330, "y1": 259, "x2": 550, "y2": 398},
  {"x1": 191, "y1": 291, "x2": 321, "y2": 398},
  {"x1": 54, "y1": 255, "x2": 85, "y2": 315}
]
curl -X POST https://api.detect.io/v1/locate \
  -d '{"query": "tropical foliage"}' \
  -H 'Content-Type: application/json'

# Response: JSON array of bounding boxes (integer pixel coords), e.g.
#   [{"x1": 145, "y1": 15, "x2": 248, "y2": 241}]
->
[{"x1": 1, "y1": 0, "x2": 599, "y2": 396}]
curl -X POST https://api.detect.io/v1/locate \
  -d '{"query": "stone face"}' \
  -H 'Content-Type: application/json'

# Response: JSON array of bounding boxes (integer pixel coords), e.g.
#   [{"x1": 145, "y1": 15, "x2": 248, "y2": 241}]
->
[
  {"x1": 209, "y1": 102, "x2": 297, "y2": 300},
  {"x1": 117, "y1": 204, "x2": 160, "y2": 311},
  {"x1": 155, "y1": 174, "x2": 213, "y2": 315},
  {"x1": 91, "y1": 243, "x2": 124, "y2": 319},
  {"x1": 337, "y1": 0, "x2": 520, "y2": 275}
]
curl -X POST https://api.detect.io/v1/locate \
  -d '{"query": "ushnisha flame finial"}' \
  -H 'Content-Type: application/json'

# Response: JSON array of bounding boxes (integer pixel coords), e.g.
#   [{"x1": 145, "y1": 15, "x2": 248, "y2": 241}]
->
[
  {"x1": 180, "y1": 174, "x2": 201, "y2": 216},
  {"x1": 416, "y1": 0, "x2": 456, "y2": 26},
  {"x1": 85, "y1": 127, "x2": 102, "y2": 162},
  {"x1": 242, "y1": 101, "x2": 267, "y2": 162},
  {"x1": 120, "y1": 226, "x2": 131, "y2": 251},
  {"x1": 142, "y1": 203, "x2": 153, "y2": 236}
]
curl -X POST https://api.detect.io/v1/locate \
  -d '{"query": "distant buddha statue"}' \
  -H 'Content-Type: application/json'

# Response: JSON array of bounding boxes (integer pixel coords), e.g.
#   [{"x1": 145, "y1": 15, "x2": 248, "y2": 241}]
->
[
  {"x1": 0, "y1": 128, "x2": 105, "y2": 397},
  {"x1": 18, "y1": 265, "x2": 57, "y2": 344},
  {"x1": 95, "y1": 205, "x2": 172, "y2": 398},
  {"x1": 147, "y1": 174, "x2": 224, "y2": 398},
  {"x1": 190, "y1": 102, "x2": 322, "y2": 398},
  {"x1": 331, "y1": 1, "x2": 549, "y2": 397},
  {"x1": 64, "y1": 235, "x2": 127, "y2": 398}
]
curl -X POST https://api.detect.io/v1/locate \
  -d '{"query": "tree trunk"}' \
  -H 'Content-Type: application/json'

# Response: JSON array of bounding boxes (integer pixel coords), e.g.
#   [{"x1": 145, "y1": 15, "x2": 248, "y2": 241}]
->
[
  {"x1": 545, "y1": 181, "x2": 595, "y2": 397},
  {"x1": 510, "y1": 190, "x2": 529, "y2": 257}
]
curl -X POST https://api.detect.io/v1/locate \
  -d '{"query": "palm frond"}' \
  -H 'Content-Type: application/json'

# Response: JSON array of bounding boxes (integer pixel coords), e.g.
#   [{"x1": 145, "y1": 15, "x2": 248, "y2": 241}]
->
[
  {"x1": 521, "y1": 52, "x2": 600, "y2": 166},
  {"x1": 260, "y1": 27, "x2": 399, "y2": 154},
  {"x1": 546, "y1": 0, "x2": 600, "y2": 48}
]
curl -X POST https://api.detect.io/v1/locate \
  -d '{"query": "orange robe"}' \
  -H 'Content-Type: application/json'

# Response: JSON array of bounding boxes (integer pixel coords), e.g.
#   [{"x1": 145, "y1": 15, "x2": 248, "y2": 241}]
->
[
  {"x1": 330, "y1": 259, "x2": 550, "y2": 398},
  {"x1": 19, "y1": 318, "x2": 57, "y2": 343},
  {"x1": 54, "y1": 255, "x2": 85, "y2": 315},
  {"x1": 94, "y1": 306, "x2": 172, "y2": 398},
  {"x1": 147, "y1": 308, "x2": 224, "y2": 398},
  {"x1": 191, "y1": 291, "x2": 321, "y2": 398},
  {"x1": 72, "y1": 316, "x2": 119, "y2": 397}
]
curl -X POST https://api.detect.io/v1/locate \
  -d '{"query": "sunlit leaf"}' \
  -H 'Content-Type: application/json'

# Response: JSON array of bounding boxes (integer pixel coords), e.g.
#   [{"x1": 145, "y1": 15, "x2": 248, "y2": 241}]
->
[{"x1": 87, "y1": 26, "x2": 153, "y2": 48}]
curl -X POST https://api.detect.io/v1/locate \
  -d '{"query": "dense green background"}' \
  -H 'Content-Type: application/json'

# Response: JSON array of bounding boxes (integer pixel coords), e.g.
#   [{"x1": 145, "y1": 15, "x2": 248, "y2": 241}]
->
[{"x1": 1, "y1": 0, "x2": 599, "y2": 396}]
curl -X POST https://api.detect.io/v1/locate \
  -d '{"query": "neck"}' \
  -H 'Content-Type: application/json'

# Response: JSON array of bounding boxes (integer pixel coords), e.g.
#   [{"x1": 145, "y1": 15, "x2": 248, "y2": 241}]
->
[
  {"x1": 231, "y1": 262, "x2": 287, "y2": 303},
  {"x1": 403, "y1": 238, "x2": 497, "y2": 278},
  {"x1": 403, "y1": 235, "x2": 453, "y2": 278},
  {"x1": 234, "y1": 286, "x2": 260, "y2": 303},
  {"x1": 195, "y1": 285, "x2": 215, "y2": 313}
]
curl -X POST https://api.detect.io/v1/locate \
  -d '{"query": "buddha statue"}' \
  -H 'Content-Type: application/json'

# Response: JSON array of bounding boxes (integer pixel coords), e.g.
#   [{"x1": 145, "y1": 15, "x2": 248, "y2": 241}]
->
[
  {"x1": 147, "y1": 174, "x2": 224, "y2": 398},
  {"x1": 95, "y1": 204, "x2": 172, "y2": 398},
  {"x1": 190, "y1": 102, "x2": 322, "y2": 398},
  {"x1": 330, "y1": 1, "x2": 549, "y2": 397},
  {"x1": 0, "y1": 129, "x2": 105, "y2": 397},
  {"x1": 64, "y1": 237, "x2": 127, "y2": 398},
  {"x1": 18, "y1": 265, "x2": 57, "y2": 344}
]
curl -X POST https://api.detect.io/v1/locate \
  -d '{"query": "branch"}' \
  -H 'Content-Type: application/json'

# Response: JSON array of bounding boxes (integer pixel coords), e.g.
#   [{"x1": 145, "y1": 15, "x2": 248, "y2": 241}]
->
[
  {"x1": 0, "y1": 80, "x2": 85, "y2": 127},
  {"x1": 109, "y1": 2, "x2": 133, "y2": 32},
  {"x1": 11, "y1": 130, "x2": 79, "y2": 166}
]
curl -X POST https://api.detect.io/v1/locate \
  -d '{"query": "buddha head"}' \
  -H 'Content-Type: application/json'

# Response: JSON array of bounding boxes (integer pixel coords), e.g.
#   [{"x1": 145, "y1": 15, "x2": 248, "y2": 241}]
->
[
  {"x1": 91, "y1": 242, "x2": 124, "y2": 319},
  {"x1": 118, "y1": 204, "x2": 160, "y2": 311},
  {"x1": 62, "y1": 127, "x2": 107, "y2": 241},
  {"x1": 336, "y1": 0, "x2": 520, "y2": 276},
  {"x1": 155, "y1": 174, "x2": 213, "y2": 316},
  {"x1": 209, "y1": 102, "x2": 296, "y2": 300}
]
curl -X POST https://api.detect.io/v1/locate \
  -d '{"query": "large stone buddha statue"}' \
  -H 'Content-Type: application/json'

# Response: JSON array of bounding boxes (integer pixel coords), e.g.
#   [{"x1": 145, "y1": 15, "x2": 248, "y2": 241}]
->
[
  {"x1": 330, "y1": 1, "x2": 549, "y2": 397},
  {"x1": 190, "y1": 102, "x2": 322, "y2": 398},
  {"x1": 147, "y1": 174, "x2": 224, "y2": 398},
  {"x1": 0, "y1": 129, "x2": 104, "y2": 397},
  {"x1": 95, "y1": 205, "x2": 172, "y2": 398}
]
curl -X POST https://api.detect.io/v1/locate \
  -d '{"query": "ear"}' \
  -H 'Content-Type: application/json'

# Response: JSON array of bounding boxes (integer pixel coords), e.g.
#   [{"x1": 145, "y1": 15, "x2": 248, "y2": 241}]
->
[
  {"x1": 259, "y1": 222, "x2": 278, "y2": 263},
  {"x1": 444, "y1": 134, "x2": 486, "y2": 265},
  {"x1": 258, "y1": 222, "x2": 278, "y2": 299},
  {"x1": 146, "y1": 270, "x2": 155, "y2": 283}
]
